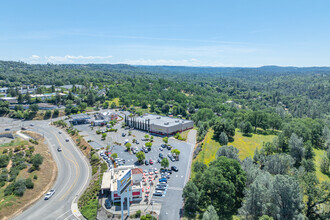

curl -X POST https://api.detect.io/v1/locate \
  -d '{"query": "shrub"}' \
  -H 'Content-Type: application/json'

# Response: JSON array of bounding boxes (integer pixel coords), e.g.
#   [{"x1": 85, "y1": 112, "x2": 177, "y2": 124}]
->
[
  {"x1": 135, "y1": 210, "x2": 141, "y2": 218},
  {"x1": 25, "y1": 178, "x2": 34, "y2": 189},
  {"x1": 0, "y1": 155, "x2": 10, "y2": 168},
  {"x1": 33, "y1": 174, "x2": 38, "y2": 180}
]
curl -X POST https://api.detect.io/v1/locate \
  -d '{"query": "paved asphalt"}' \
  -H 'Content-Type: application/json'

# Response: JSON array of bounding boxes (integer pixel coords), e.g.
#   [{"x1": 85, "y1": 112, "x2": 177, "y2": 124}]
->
[{"x1": 1, "y1": 118, "x2": 90, "y2": 220}]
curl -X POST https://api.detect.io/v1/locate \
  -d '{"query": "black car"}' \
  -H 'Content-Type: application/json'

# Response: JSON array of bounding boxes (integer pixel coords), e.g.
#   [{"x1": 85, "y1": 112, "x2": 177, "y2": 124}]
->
[
  {"x1": 145, "y1": 160, "x2": 149, "y2": 165},
  {"x1": 153, "y1": 192, "x2": 163, "y2": 197},
  {"x1": 122, "y1": 133, "x2": 126, "y2": 137},
  {"x1": 171, "y1": 166, "x2": 178, "y2": 172},
  {"x1": 161, "y1": 144, "x2": 166, "y2": 148},
  {"x1": 167, "y1": 145, "x2": 172, "y2": 150},
  {"x1": 159, "y1": 153, "x2": 163, "y2": 159},
  {"x1": 136, "y1": 141, "x2": 139, "y2": 144}
]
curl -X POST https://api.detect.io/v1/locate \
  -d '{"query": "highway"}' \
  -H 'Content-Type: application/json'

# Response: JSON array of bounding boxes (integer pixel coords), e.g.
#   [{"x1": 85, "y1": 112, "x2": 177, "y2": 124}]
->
[{"x1": 0, "y1": 118, "x2": 91, "y2": 220}]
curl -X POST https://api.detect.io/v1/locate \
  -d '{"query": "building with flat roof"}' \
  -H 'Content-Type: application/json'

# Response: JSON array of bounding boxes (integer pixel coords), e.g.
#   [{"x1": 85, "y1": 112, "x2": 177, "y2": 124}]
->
[
  {"x1": 125, "y1": 113, "x2": 194, "y2": 135},
  {"x1": 101, "y1": 165, "x2": 142, "y2": 204},
  {"x1": 70, "y1": 113, "x2": 91, "y2": 124},
  {"x1": 0, "y1": 97, "x2": 17, "y2": 104}
]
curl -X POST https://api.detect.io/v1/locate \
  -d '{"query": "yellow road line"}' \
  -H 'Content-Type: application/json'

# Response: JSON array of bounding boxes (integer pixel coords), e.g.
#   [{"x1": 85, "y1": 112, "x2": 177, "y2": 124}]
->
[{"x1": 52, "y1": 131, "x2": 80, "y2": 201}]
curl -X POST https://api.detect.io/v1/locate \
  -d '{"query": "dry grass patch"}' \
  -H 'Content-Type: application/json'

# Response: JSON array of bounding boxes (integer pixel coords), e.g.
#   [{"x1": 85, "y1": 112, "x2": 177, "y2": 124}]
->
[{"x1": 0, "y1": 131, "x2": 57, "y2": 220}]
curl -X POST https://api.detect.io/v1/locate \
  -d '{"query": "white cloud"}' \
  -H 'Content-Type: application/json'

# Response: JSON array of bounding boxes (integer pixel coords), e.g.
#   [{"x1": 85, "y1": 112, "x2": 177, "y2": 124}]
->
[
  {"x1": 118, "y1": 58, "x2": 227, "y2": 67},
  {"x1": 23, "y1": 55, "x2": 113, "y2": 64}
]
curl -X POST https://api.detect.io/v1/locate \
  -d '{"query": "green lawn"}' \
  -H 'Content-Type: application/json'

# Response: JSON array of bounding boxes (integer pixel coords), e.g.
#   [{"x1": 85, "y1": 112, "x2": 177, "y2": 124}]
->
[
  {"x1": 106, "y1": 98, "x2": 120, "y2": 107},
  {"x1": 0, "y1": 138, "x2": 28, "y2": 148},
  {"x1": 194, "y1": 129, "x2": 276, "y2": 165},
  {"x1": 314, "y1": 149, "x2": 330, "y2": 182}
]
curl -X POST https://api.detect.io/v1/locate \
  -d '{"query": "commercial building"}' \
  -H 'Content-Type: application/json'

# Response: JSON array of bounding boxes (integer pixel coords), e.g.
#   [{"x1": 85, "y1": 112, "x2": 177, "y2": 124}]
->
[
  {"x1": 125, "y1": 113, "x2": 194, "y2": 135},
  {"x1": 101, "y1": 166, "x2": 143, "y2": 204},
  {"x1": 70, "y1": 114, "x2": 91, "y2": 124},
  {"x1": 0, "y1": 97, "x2": 17, "y2": 104},
  {"x1": 30, "y1": 92, "x2": 67, "y2": 101}
]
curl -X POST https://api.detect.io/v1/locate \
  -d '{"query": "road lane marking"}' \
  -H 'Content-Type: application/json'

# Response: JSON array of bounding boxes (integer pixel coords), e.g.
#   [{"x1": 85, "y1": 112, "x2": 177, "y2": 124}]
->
[
  {"x1": 51, "y1": 131, "x2": 80, "y2": 201},
  {"x1": 55, "y1": 209, "x2": 72, "y2": 220},
  {"x1": 63, "y1": 213, "x2": 74, "y2": 220}
]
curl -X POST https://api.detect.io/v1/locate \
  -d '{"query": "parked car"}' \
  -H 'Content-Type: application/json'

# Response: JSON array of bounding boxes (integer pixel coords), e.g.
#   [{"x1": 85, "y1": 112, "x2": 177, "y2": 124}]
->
[
  {"x1": 105, "y1": 199, "x2": 111, "y2": 209},
  {"x1": 161, "y1": 144, "x2": 166, "y2": 148},
  {"x1": 159, "y1": 153, "x2": 163, "y2": 159},
  {"x1": 136, "y1": 141, "x2": 139, "y2": 144},
  {"x1": 157, "y1": 183, "x2": 168, "y2": 188},
  {"x1": 159, "y1": 178, "x2": 167, "y2": 183},
  {"x1": 168, "y1": 153, "x2": 172, "y2": 158},
  {"x1": 170, "y1": 157, "x2": 175, "y2": 162},
  {"x1": 145, "y1": 160, "x2": 149, "y2": 165},
  {"x1": 122, "y1": 133, "x2": 126, "y2": 137},
  {"x1": 149, "y1": 159, "x2": 153, "y2": 165},
  {"x1": 156, "y1": 187, "x2": 167, "y2": 191},
  {"x1": 153, "y1": 192, "x2": 163, "y2": 197},
  {"x1": 171, "y1": 166, "x2": 179, "y2": 172},
  {"x1": 159, "y1": 147, "x2": 163, "y2": 151},
  {"x1": 44, "y1": 189, "x2": 55, "y2": 200},
  {"x1": 157, "y1": 158, "x2": 161, "y2": 163},
  {"x1": 167, "y1": 145, "x2": 172, "y2": 150}
]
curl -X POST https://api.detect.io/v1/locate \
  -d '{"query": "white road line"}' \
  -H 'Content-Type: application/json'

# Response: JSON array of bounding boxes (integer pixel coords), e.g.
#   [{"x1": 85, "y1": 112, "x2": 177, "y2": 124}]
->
[
  {"x1": 63, "y1": 213, "x2": 74, "y2": 220},
  {"x1": 55, "y1": 210, "x2": 72, "y2": 220}
]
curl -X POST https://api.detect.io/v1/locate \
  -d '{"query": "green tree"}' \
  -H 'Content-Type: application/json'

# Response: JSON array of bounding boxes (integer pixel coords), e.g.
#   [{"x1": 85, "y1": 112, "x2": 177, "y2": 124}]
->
[
  {"x1": 145, "y1": 142, "x2": 152, "y2": 149},
  {"x1": 193, "y1": 162, "x2": 207, "y2": 173},
  {"x1": 111, "y1": 153, "x2": 118, "y2": 159},
  {"x1": 219, "y1": 132, "x2": 228, "y2": 145},
  {"x1": 136, "y1": 151, "x2": 145, "y2": 163},
  {"x1": 31, "y1": 154, "x2": 43, "y2": 170},
  {"x1": 78, "y1": 102, "x2": 87, "y2": 111},
  {"x1": 18, "y1": 93, "x2": 24, "y2": 103},
  {"x1": 163, "y1": 137, "x2": 168, "y2": 144},
  {"x1": 216, "y1": 145, "x2": 240, "y2": 162},
  {"x1": 320, "y1": 153, "x2": 329, "y2": 174},
  {"x1": 161, "y1": 158, "x2": 169, "y2": 168},
  {"x1": 29, "y1": 104, "x2": 39, "y2": 112},
  {"x1": 289, "y1": 133, "x2": 305, "y2": 166},
  {"x1": 213, "y1": 119, "x2": 235, "y2": 141},
  {"x1": 182, "y1": 181, "x2": 200, "y2": 218},
  {"x1": 110, "y1": 102, "x2": 117, "y2": 109},
  {"x1": 125, "y1": 142, "x2": 132, "y2": 151},
  {"x1": 198, "y1": 156, "x2": 246, "y2": 219},
  {"x1": 0, "y1": 155, "x2": 10, "y2": 168},
  {"x1": 202, "y1": 205, "x2": 219, "y2": 220},
  {"x1": 101, "y1": 133, "x2": 107, "y2": 140}
]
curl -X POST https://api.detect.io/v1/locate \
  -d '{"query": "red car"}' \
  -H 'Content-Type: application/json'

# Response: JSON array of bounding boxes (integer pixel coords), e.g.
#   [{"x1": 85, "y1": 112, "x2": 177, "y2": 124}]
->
[{"x1": 149, "y1": 159, "x2": 153, "y2": 165}]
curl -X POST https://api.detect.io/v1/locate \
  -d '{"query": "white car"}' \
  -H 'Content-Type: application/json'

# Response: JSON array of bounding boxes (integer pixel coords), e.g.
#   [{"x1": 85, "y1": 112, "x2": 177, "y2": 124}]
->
[{"x1": 44, "y1": 189, "x2": 55, "y2": 200}]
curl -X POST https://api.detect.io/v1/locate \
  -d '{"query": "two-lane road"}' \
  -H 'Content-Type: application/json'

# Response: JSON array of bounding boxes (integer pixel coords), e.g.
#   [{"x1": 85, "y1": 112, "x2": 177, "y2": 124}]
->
[{"x1": 2, "y1": 119, "x2": 91, "y2": 220}]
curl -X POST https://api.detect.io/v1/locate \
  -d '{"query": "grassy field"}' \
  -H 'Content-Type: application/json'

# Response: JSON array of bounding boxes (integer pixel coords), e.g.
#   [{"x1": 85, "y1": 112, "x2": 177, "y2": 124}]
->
[
  {"x1": 194, "y1": 129, "x2": 276, "y2": 165},
  {"x1": 106, "y1": 97, "x2": 120, "y2": 107},
  {"x1": 314, "y1": 149, "x2": 330, "y2": 182}
]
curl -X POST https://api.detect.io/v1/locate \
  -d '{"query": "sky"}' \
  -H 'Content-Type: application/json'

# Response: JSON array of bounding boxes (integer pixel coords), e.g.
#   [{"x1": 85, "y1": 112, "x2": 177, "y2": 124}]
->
[{"x1": 1, "y1": 0, "x2": 330, "y2": 67}]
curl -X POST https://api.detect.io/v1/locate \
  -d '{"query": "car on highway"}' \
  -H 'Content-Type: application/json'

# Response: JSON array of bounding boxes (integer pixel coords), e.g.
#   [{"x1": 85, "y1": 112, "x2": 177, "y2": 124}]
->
[
  {"x1": 171, "y1": 166, "x2": 179, "y2": 172},
  {"x1": 65, "y1": 138, "x2": 69, "y2": 142},
  {"x1": 44, "y1": 189, "x2": 55, "y2": 200},
  {"x1": 57, "y1": 147, "x2": 62, "y2": 152}
]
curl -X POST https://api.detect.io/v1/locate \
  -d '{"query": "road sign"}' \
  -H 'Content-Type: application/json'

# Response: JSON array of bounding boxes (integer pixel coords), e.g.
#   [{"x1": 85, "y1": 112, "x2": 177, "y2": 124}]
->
[{"x1": 117, "y1": 169, "x2": 131, "y2": 195}]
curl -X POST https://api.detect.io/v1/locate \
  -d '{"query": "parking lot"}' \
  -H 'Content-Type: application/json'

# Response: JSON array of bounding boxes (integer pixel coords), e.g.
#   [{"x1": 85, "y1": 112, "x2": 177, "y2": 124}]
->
[{"x1": 72, "y1": 114, "x2": 195, "y2": 220}]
